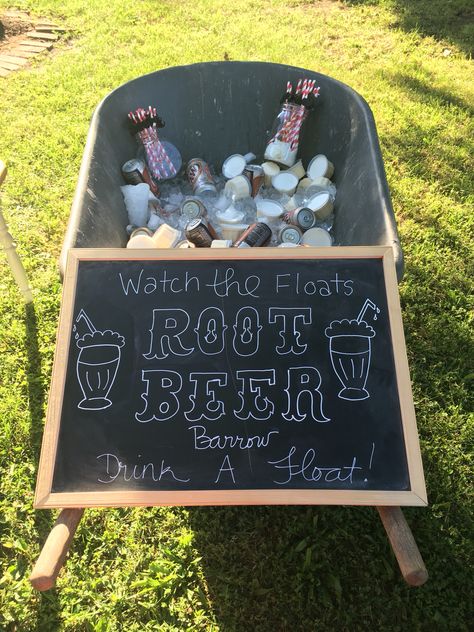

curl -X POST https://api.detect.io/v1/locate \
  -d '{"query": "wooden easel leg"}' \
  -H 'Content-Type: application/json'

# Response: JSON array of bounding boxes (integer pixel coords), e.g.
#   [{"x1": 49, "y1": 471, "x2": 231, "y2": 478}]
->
[
  {"x1": 30, "y1": 509, "x2": 84, "y2": 591},
  {"x1": 377, "y1": 506, "x2": 428, "y2": 586}
]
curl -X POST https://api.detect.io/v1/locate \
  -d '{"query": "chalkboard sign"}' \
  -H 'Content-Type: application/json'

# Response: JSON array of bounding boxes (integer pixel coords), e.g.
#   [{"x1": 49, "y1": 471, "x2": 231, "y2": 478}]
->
[{"x1": 35, "y1": 247, "x2": 426, "y2": 508}]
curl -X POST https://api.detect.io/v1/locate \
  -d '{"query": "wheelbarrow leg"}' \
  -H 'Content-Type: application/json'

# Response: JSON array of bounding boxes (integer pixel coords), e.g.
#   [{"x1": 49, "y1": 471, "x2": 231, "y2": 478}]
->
[
  {"x1": 0, "y1": 161, "x2": 33, "y2": 303},
  {"x1": 377, "y1": 506, "x2": 428, "y2": 586},
  {"x1": 30, "y1": 508, "x2": 84, "y2": 591}
]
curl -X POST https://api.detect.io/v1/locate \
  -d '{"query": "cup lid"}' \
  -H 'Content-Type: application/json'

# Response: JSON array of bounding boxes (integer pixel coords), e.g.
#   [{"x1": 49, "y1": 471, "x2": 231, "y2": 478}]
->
[
  {"x1": 256, "y1": 199, "x2": 284, "y2": 218},
  {"x1": 272, "y1": 172, "x2": 298, "y2": 192},
  {"x1": 301, "y1": 227, "x2": 333, "y2": 247},
  {"x1": 222, "y1": 154, "x2": 246, "y2": 179},
  {"x1": 307, "y1": 155, "x2": 330, "y2": 180},
  {"x1": 306, "y1": 191, "x2": 331, "y2": 211}
]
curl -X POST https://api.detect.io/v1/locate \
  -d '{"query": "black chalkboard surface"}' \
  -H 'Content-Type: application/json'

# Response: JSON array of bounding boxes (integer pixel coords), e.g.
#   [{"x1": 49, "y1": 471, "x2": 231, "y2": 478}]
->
[{"x1": 35, "y1": 247, "x2": 426, "y2": 508}]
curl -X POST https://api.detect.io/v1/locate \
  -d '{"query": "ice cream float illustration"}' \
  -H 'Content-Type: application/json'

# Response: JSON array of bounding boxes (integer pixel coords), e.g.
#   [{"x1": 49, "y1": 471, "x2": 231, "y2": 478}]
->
[
  {"x1": 325, "y1": 299, "x2": 380, "y2": 401},
  {"x1": 73, "y1": 309, "x2": 125, "y2": 411}
]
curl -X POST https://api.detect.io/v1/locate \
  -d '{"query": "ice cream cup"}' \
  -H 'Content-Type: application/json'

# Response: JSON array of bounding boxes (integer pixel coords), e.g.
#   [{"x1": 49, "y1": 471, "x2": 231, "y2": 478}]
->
[
  {"x1": 256, "y1": 199, "x2": 284, "y2": 221},
  {"x1": 211, "y1": 239, "x2": 233, "y2": 248},
  {"x1": 296, "y1": 177, "x2": 314, "y2": 192},
  {"x1": 152, "y1": 223, "x2": 181, "y2": 248},
  {"x1": 272, "y1": 172, "x2": 299, "y2": 196},
  {"x1": 283, "y1": 195, "x2": 298, "y2": 212},
  {"x1": 222, "y1": 152, "x2": 256, "y2": 179},
  {"x1": 220, "y1": 223, "x2": 249, "y2": 242},
  {"x1": 126, "y1": 234, "x2": 156, "y2": 248},
  {"x1": 307, "y1": 154, "x2": 335, "y2": 180},
  {"x1": 311, "y1": 176, "x2": 333, "y2": 189},
  {"x1": 306, "y1": 191, "x2": 334, "y2": 220},
  {"x1": 301, "y1": 227, "x2": 333, "y2": 247},
  {"x1": 261, "y1": 161, "x2": 280, "y2": 187},
  {"x1": 285, "y1": 159, "x2": 305, "y2": 180},
  {"x1": 216, "y1": 205, "x2": 245, "y2": 225},
  {"x1": 224, "y1": 175, "x2": 252, "y2": 199}
]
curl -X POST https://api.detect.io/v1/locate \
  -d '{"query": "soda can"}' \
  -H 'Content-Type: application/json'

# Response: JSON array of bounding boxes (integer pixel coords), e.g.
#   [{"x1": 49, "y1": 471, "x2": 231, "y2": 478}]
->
[
  {"x1": 243, "y1": 164, "x2": 264, "y2": 197},
  {"x1": 186, "y1": 158, "x2": 217, "y2": 195},
  {"x1": 185, "y1": 218, "x2": 215, "y2": 247},
  {"x1": 283, "y1": 206, "x2": 315, "y2": 230},
  {"x1": 122, "y1": 158, "x2": 159, "y2": 195},
  {"x1": 233, "y1": 222, "x2": 272, "y2": 248},
  {"x1": 278, "y1": 225, "x2": 303, "y2": 245},
  {"x1": 180, "y1": 197, "x2": 207, "y2": 221}
]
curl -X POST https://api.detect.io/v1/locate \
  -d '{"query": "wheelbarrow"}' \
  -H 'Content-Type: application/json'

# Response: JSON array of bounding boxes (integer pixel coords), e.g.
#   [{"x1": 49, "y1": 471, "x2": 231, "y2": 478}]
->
[{"x1": 60, "y1": 61, "x2": 403, "y2": 278}]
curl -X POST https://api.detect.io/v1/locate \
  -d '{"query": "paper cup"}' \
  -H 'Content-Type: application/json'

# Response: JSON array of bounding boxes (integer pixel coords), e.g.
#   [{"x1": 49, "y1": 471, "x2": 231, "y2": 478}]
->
[
  {"x1": 216, "y1": 206, "x2": 245, "y2": 225},
  {"x1": 285, "y1": 159, "x2": 305, "y2": 180},
  {"x1": 311, "y1": 176, "x2": 333, "y2": 189},
  {"x1": 152, "y1": 223, "x2": 181, "y2": 248},
  {"x1": 224, "y1": 175, "x2": 252, "y2": 199},
  {"x1": 296, "y1": 177, "x2": 315, "y2": 192},
  {"x1": 272, "y1": 172, "x2": 299, "y2": 196},
  {"x1": 283, "y1": 195, "x2": 298, "y2": 212},
  {"x1": 256, "y1": 199, "x2": 284, "y2": 220},
  {"x1": 220, "y1": 223, "x2": 249, "y2": 242},
  {"x1": 126, "y1": 234, "x2": 156, "y2": 249},
  {"x1": 261, "y1": 161, "x2": 280, "y2": 187},
  {"x1": 211, "y1": 239, "x2": 233, "y2": 248},
  {"x1": 306, "y1": 191, "x2": 334, "y2": 220},
  {"x1": 301, "y1": 227, "x2": 333, "y2": 247},
  {"x1": 307, "y1": 154, "x2": 334, "y2": 180}
]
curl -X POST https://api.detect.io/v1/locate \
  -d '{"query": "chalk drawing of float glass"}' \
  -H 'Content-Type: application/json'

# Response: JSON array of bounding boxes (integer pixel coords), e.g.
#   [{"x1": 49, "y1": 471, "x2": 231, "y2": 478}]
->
[
  {"x1": 325, "y1": 299, "x2": 380, "y2": 401},
  {"x1": 73, "y1": 310, "x2": 125, "y2": 410}
]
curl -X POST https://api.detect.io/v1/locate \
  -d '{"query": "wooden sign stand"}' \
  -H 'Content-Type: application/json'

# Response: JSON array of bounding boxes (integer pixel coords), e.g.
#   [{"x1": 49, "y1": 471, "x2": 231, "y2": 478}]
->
[
  {"x1": 30, "y1": 248, "x2": 429, "y2": 590},
  {"x1": 29, "y1": 506, "x2": 427, "y2": 590}
]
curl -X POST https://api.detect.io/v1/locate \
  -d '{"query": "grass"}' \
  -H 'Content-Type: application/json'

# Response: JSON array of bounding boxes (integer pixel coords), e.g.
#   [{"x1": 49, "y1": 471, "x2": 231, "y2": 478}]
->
[{"x1": 0, "y1": 0, "x2": 473, "y2": 630}]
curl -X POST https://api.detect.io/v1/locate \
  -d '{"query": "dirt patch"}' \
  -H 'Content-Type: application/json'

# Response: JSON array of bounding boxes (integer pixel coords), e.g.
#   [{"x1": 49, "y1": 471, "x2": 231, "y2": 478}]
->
[{"x1": 0, "y1": 10, "x2": 34, "y2": 49}]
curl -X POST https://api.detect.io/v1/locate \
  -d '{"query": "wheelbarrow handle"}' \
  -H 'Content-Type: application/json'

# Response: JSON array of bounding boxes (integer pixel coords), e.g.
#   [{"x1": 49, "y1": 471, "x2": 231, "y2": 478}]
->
[
  {"x1": 30, "y1": 508, "x2": 85, "y2": 591},
  {"x1": 377, "y1": 506, "x2": 428, "y2": 586}
]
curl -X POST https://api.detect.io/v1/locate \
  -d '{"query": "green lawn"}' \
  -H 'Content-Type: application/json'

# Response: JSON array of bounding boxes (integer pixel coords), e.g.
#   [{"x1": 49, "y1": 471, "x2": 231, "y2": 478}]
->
[{"x1": 0, "y1": 0, "x2": 473, "y2": 630}]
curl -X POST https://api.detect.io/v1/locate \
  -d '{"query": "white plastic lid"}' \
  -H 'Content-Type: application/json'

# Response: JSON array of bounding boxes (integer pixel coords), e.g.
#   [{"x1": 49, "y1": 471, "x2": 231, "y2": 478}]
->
[
  {"x1": 272, "y1": 172, "x2": 298, "y2": 193},
  {"x1": 307, "y1": 155, "x2": 329, "y2": 180},
  {"x1": 306, "y1": 191, "x2": 331, "y2": 211},
  {"x1": 301, "y1": 227, "x2": 333, "y2": 247},
  {"x1": 222, "y1": 154, "x2": 246, "y2": 179},
  {"x1": 256, "y1": 199, "x2": 284, "y2": 219},
  {"x1": 261, "y1": 161, "x2": 280, "y2": 176}
]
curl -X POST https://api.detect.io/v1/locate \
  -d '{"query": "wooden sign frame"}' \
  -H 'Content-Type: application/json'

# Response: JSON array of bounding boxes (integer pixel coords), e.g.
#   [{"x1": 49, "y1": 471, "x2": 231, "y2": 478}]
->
[{"x1": 35, "y1": 246, "x2": 427, "y2": 509}]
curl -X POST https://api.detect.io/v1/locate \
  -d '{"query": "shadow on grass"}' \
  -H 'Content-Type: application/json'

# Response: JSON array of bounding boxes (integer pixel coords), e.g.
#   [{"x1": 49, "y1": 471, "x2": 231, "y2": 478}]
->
[
  {"x1": 187, "y1": 499, "x2": 466, "y2": 630},
  {"x1": 378, "y1": 67, "x2": 473, "y2": 204},
  {"x1": 189, "y1": 504, "x2": 400, "y2": 631},
  {"x1": 24, "y1": 302, "x2": 62, "y2": 628},
  {"x1": 344, "y1": 0, "x2": 474, "y2": 56}
]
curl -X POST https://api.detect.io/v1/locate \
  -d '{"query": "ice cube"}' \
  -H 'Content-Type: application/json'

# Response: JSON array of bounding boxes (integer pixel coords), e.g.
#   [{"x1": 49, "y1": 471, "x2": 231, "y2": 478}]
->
[{"x1": 121, "y1": 183, "x2": 150, "y2": 227}]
